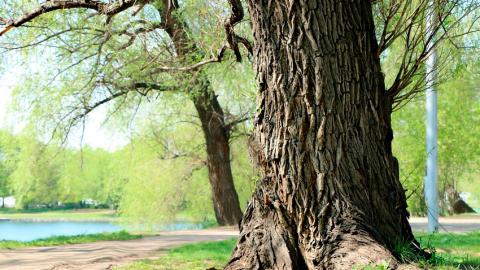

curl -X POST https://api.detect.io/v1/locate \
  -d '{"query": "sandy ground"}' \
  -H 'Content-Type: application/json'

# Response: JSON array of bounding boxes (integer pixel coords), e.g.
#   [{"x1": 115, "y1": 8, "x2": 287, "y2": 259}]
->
[
  {"x1": 0, "y1": 228, "x2": 238, "y2": 270},
  {"x1": 410, "y1": 215, "x2": 480, "y2": 233},
  {"x1": 0, "y1": 217, "x2": 478, "y2": 270}
]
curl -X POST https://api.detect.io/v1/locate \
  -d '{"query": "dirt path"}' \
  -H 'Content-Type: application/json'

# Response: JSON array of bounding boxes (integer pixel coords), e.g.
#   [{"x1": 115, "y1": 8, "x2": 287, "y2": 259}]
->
[
  {"x1": 0, "y1": 217, "x2": 478, "y2": 270},
  {"x1": 0, "y1": 228, "x2": 238, "y2": 270},
  {"x1": 410, "y1": 215, "x2": 480, "y2": 233}
]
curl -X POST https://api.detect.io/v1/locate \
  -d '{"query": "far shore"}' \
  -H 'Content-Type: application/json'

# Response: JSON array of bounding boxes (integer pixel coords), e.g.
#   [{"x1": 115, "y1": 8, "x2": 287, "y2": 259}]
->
[
  {"x1": 0, "y1": 217, "x2": 117, "y2": 222},
  {"x1": 0, "y1": 209, "x2": 119, "y2": 222}
]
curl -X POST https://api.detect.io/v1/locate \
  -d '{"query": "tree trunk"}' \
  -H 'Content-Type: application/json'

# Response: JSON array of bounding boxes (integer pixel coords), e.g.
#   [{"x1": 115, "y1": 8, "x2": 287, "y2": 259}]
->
[
  {"x1": 226, "y1": 1, "x2": 425, "y2": 269},
  {"x1": 194, "y1": 86, "x2": 244, "y2": 226},
  {"x1": 444, "y1": 184, "x2": 459, "y2": 215},
  {"x1": 159, "y1": 1, "x2": 243, "y2": 225}
]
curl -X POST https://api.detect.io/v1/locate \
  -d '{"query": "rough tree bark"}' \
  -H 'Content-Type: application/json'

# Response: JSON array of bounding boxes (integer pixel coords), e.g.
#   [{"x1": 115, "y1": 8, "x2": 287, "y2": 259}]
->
[
  {"x1": 194, "y1": 86, "x2": 244, "y2": 226},
  {"x1": 225, "y1": 1, "x2": 425, "y2": 269},
  {"x1": 159, "y1": 1, "x2": 243, "y2": 226}
]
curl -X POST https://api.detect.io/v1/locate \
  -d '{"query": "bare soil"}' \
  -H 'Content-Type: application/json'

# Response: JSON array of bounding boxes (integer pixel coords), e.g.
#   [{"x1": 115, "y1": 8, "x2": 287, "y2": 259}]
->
[
  {"x1": 409, "y1": 215, "x2": 480, "y2": 232},
  {"x1": 0, "y1": 227, "x2": 238, "y2": 270}
]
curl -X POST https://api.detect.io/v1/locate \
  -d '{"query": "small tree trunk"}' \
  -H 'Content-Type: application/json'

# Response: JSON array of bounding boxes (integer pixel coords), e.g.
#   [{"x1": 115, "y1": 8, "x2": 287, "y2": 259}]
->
[
  {"x1": 194, "y1": 88, "x2": 243, "y2": 226},
  {"x1": 226, "y1": 1, "x2": 425, "y2": 269},
  {"x1": 158, "y1": 1, "x2": 243, "y2": 225},
  {"x1": 444, "y1": 185, "x2": 459, "y2": 215}
]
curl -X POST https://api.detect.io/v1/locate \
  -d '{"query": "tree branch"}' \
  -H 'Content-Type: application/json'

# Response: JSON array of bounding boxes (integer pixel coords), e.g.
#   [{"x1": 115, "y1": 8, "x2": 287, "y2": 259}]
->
[
  {"x1": 225, "y1": 0, "x2": 253, "y2": 62},
  {"x1": 0, "y1": 0, "x2": 140, "y2": 36},
  {"x1": 375, "y1": 0, "x2": 480, "y2": 103},
  {"x1": 69, "y1": 80, "x2": 178, "y2": 125},
  {"x1": 149, "y1": 49, "x2": 226, "y2": 74}
]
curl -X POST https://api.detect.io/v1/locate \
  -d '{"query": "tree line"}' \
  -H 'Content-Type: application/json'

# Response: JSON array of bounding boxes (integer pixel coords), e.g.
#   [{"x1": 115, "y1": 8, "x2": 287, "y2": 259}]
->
[{"x1": 0, "y1": 124, "x2": 256, "y2": 224}]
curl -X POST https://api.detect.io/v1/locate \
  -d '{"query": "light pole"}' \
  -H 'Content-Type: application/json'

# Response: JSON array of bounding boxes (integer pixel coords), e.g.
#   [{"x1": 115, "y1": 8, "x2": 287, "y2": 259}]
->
[{"x1": 425, "y1": 0, "x2": 439, "y2": 233}]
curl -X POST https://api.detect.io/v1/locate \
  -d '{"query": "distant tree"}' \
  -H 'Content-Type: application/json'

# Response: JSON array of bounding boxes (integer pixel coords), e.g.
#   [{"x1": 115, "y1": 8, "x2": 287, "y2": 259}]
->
[
  {"x1": 0, "y1": 130, "x2": 20, "y2": 207},
  {"x1": 117, "y1": 112, "x2": 256, "y2": 224},
  {"x1": 8, "y1": 133, "x2": 61, "y2": 208},
  {"x1": 0, "y1": 152, "x2": 10, "y2": 207},
  {"x1": 59, "y1": 147, "x2": 114, "y2": 205},
  {"x1": 0, "y1": 129, "x2": 130, "y2": 209},
  {"x1": 392, "y1": 62, "x2": 480, "y2": 215}
]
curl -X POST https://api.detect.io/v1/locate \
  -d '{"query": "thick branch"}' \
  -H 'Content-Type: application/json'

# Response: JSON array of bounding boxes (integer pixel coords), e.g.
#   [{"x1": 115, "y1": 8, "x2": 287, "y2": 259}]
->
[
  {"x1": 0, "y1": 0, "x2": 140, "y2": 36},
  {"x1": 225, "y1": 0, "x2": 253, "y2": 62}
]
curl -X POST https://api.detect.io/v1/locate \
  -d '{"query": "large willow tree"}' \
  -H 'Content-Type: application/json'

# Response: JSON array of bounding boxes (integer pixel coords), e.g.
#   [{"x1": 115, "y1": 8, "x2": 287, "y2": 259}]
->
[{"x1": 1, "y1": 0, "x2": 478, "y2": 268}]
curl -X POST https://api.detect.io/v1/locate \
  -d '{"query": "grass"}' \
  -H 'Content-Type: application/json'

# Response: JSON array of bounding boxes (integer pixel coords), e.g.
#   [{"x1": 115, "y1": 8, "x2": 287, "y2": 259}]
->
[
  {"x1": 414, "y1": 231, "x2": 480, "y2": 269},
  {"x1": 0, "y1": 208, "x2": 119, "y2": 221},
  {"x1": 117, "y1": 232, "x2": 480, "y2": 270},
  {"x1": 417, "y1": 231, "x2": 480, "y2": 256},
  {"x1": 116, "y1": 238, "x2": 237, "y2": 270},
  {"x1": 0, "y1": 230, "x2": 141, "y2": 249}
]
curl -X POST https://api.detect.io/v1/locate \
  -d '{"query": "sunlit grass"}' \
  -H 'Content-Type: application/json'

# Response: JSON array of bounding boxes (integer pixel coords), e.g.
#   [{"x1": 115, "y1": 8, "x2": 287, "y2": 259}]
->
[
  {"x1": 116, "y1": 238, "x2": 237, "y2": 270},
  {"x1": 0, "y1": 230, "x2": 141, "y2": 249},
  {"x1": 414, "y1": 231, "x2": 480, "y2": 269},
  {"x1": 416, "y1": 231, "x2": 480, "y2": 256}
]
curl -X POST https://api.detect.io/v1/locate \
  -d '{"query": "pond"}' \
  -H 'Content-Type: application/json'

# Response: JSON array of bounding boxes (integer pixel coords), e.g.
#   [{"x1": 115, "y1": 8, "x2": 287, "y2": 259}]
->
[
  {"x1": 0, "y1": 221, "x2": 122, "y2": 242},
  {"x1": 0, "y1": 220, "x2": 205, "y2": 242}
]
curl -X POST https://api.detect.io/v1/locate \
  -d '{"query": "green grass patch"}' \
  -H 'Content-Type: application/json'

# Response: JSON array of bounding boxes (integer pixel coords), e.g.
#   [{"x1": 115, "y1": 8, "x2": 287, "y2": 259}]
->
[
  {"x1": 0, "y1": 209, "x2": 119, "y2": 221},
  {"x1": 116, "y1": 238, "x2": 237, "y2": 270},
  {"x1": 416, "y1": 231, "x2": 480, "y2": 256},
  {"x1": 0, "y1": 230, "x2": 141, "y2": 249},
  {"x1": 414, "y1": 231, "x2": 480, "y2": 269}
]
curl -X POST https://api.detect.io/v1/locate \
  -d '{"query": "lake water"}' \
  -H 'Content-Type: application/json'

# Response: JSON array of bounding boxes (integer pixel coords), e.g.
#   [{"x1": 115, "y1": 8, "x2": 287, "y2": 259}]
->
[
  {"x1": 0, "y1": 220, "x2": 205, "y2": 242},
  {"x1": 0, "y1": 221, "x2": 122, "y2": 242}
]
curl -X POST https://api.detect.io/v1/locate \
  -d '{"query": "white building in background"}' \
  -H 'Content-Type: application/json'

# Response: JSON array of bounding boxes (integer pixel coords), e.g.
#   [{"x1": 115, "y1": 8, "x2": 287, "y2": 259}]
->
[{"x1": 0, "y1": 196, "x2": 16, "y2": 208}]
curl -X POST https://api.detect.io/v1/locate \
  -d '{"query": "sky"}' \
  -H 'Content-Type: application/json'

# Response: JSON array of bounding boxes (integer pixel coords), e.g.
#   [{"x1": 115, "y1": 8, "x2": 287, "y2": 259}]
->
[
  {"x1": 0, "y1": 67, "x2": 19, "y2": 130},
  {"x1": 0, "y1": 65, "x2": 128, "y2": 152}
]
